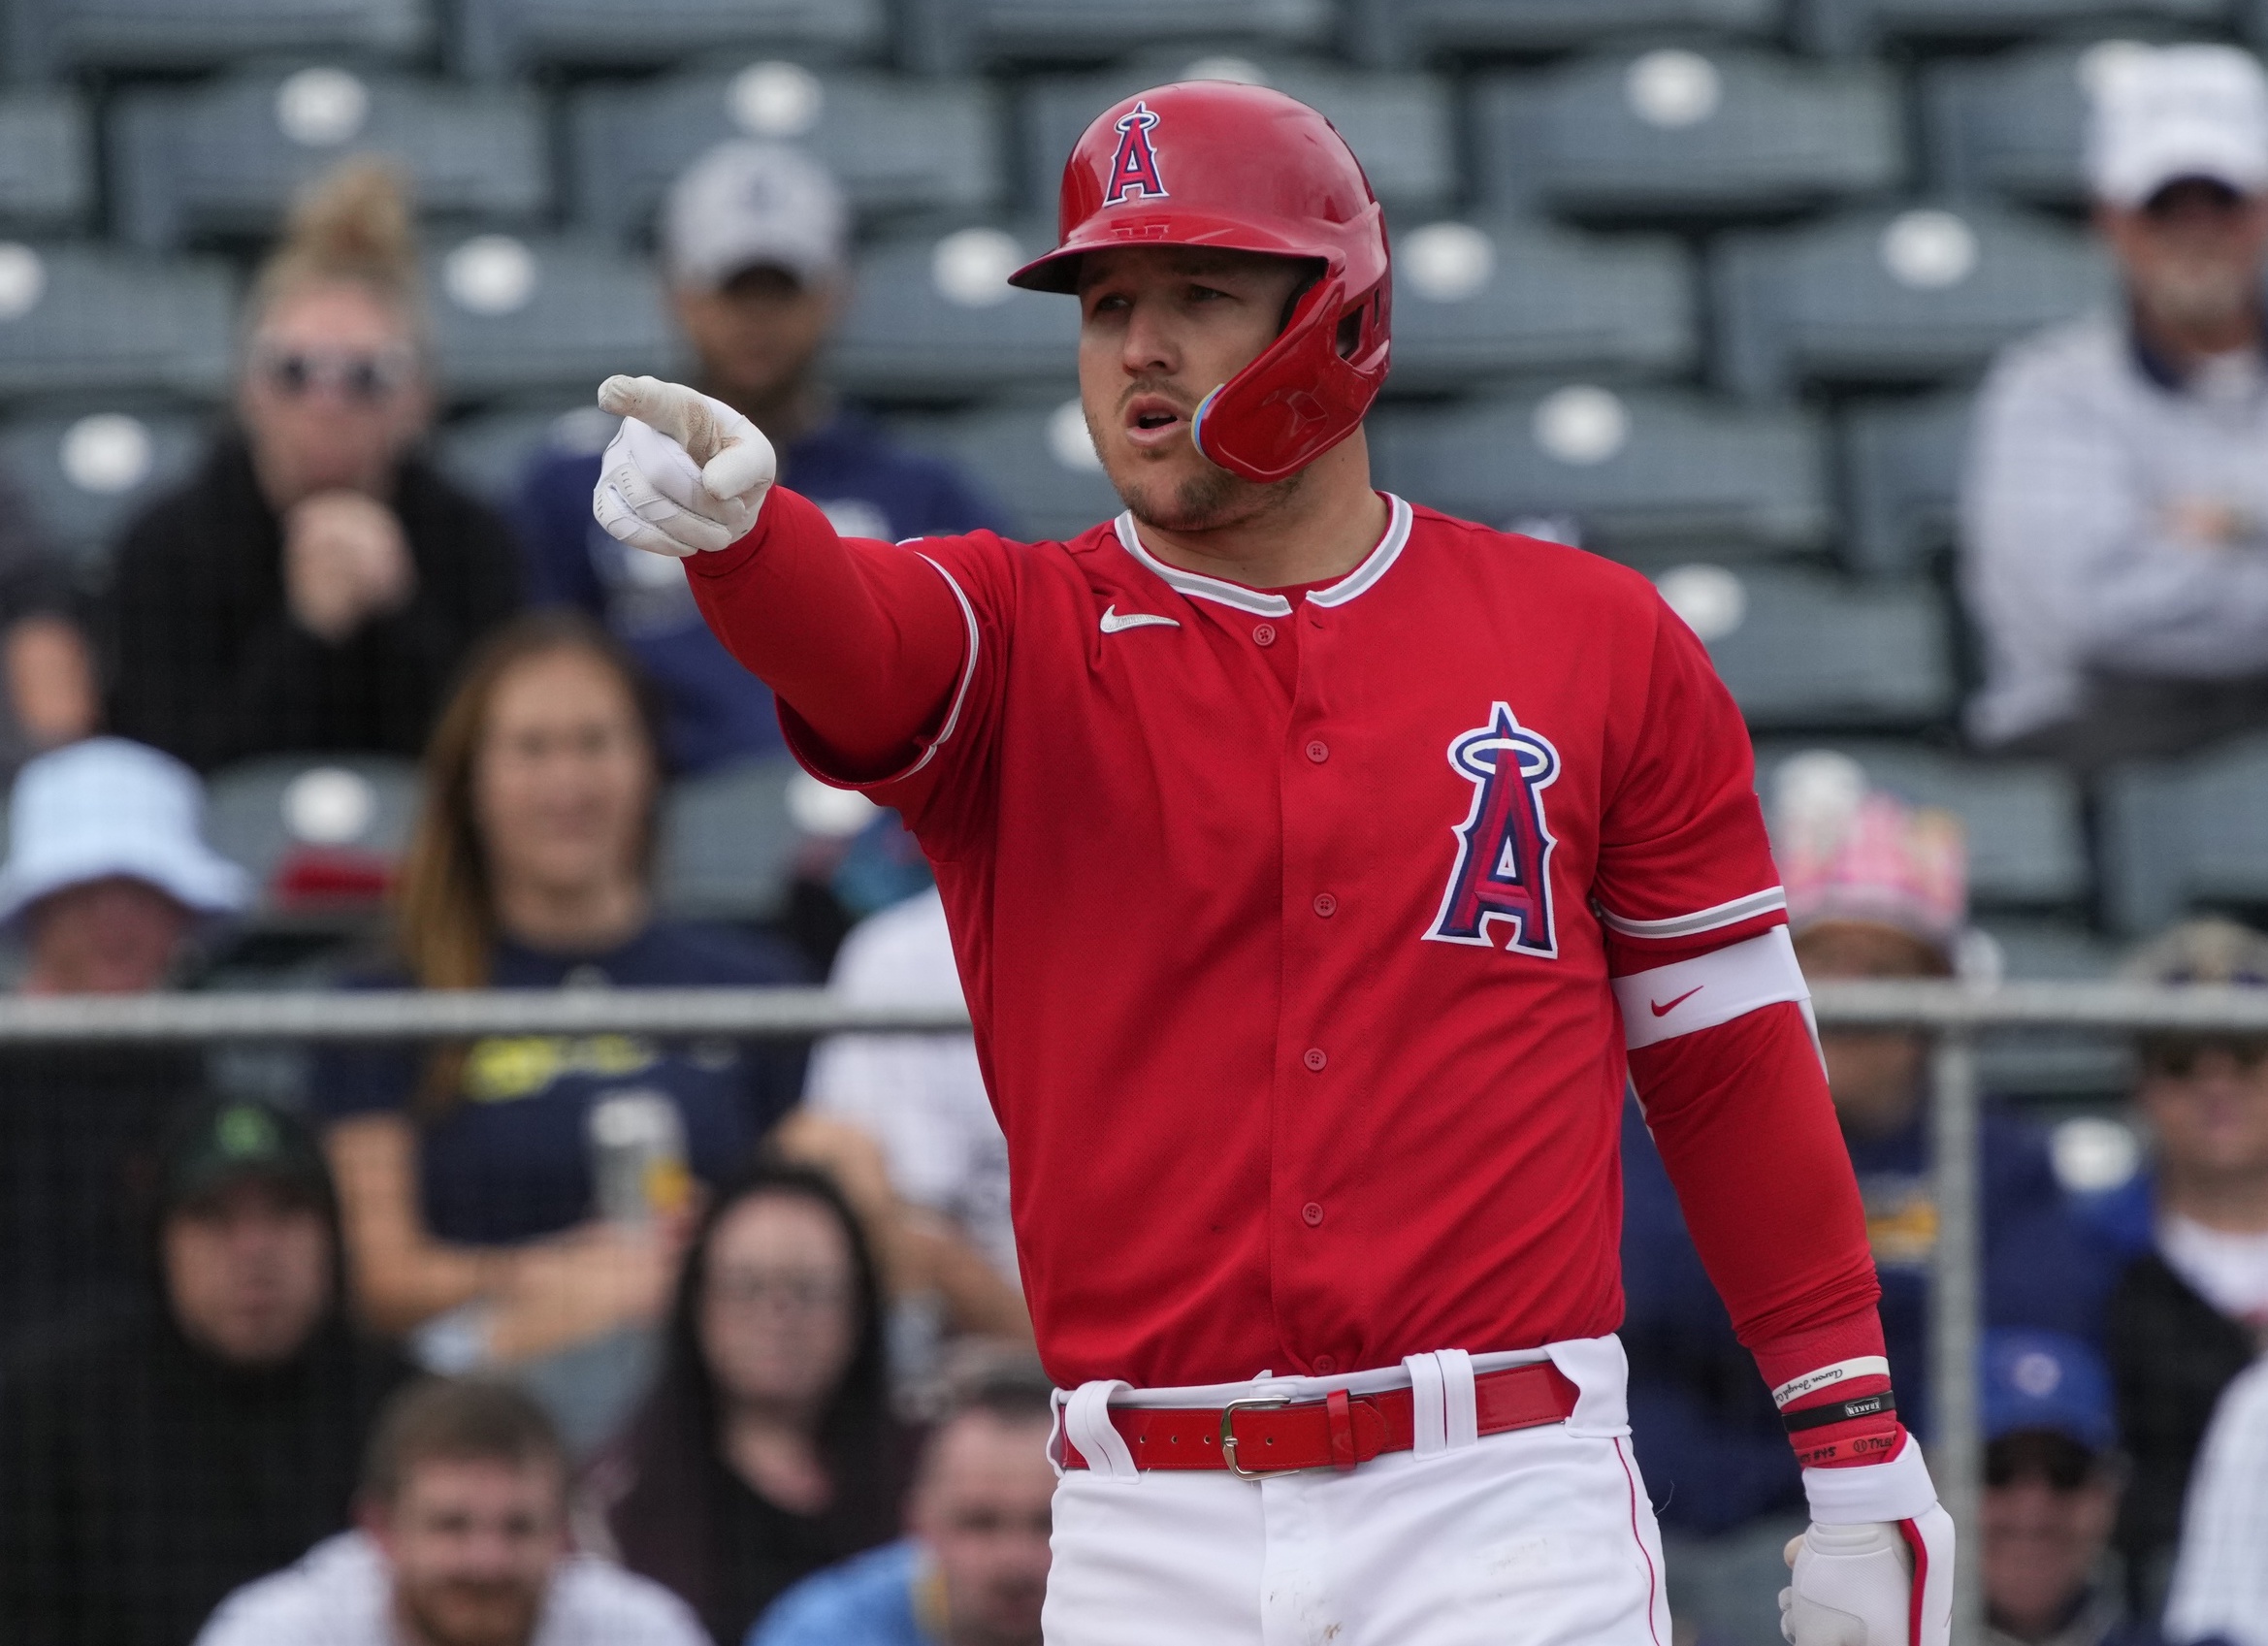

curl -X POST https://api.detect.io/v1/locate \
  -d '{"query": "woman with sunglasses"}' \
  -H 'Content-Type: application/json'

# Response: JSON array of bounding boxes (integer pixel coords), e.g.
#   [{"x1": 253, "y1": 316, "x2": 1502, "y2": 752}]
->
[{"x1": 102, "y1": 160, "x2": 521, "y2": 773}]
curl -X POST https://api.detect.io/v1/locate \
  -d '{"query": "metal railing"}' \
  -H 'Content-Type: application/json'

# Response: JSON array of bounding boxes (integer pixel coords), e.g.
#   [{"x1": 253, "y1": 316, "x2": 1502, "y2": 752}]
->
[{"x1": 3, "y1": 976, "x2": 2229, "y2": 1643}]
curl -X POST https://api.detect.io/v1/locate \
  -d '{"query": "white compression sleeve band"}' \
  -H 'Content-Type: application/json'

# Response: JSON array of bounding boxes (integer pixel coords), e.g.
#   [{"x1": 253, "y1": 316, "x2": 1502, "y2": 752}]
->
[
  {"x1": 1773, "y1": 1356, "x2": 1893, "y2": 1410},
  {"x1": 1614, "y1": 925, "x2": 1810, "y2": 1050}
]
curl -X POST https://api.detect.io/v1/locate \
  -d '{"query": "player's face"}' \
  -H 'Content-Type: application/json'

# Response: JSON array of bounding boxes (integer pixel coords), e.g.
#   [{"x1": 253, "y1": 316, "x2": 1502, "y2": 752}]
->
[
  {"x1": 913, "y1": 1413, "x2": 1056, "y2": 1646},
  {"x1": 367, "y1": 1458, "x2": 567, "y2": 1646},
  {"x1": 1076, "y1": 246, "x2": 1312, "y2": 533}
]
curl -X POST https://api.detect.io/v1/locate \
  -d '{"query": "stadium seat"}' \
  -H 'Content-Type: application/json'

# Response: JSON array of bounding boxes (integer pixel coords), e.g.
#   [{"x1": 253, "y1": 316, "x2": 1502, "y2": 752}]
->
[
  {"x1": 888, "y1": 393, "x2": 1120, "y2": 543},
  {"x1": 456, "y1": 0, "x2": 885, "y2": 79},
  {"x1": 829, "y1": 223, "x2": 1079, "y2": 400},
  {"x1": 1711, "y1": 203, "x2": 2114, "y2": 400},
  {"x1": 1841, "y1": 391, "x2": 1975, "y2": 580},
  {"x1": 1472, "y1": 48, "x2": 1903, "y2": 222},
  {"x1": 112, "y1": 69, "x2": 549, "y2": 251},
  {"x1": 2098, "y1": 733, "x2": 2268, "y2": 933},
  {"x1": 0, "y1": 410, "x2": 206, "y2": 569},
  {"x1": 205, "y1": 755, "x2": 422, "y2": 906},
  {"x1": 1921, "y1": 38, "x2": 2140, "y2": 210},
  {"x1": 424, "y1": 235, "x2": 684, "y2": 401},
  {"x1": 569, "y1": 63, "x2": 1003, "y2": 246},
  {"x1": 1754, "y1": 740, "x2": 2090, "y2": 906},
  {"x1": 1022, "y1": 56, "x2": 1453, "y2": 210},
  {"x1": 1385, "y1": 217, "x2": 1696, "y2": 391},
  {"x1": 658, "y1": 756, "x2": 807, "y2": 919},
  {"x1": 1799, "y1": 0, "x2": 2227, "y2": 57},
  {"x1": 0, "y1": 94, "x2": 92, "y2": 234},
  {"x1": 905, "y1": 0, "x2": 1335, "y2": 72},
  {"x1": 432, "y1": 402, "x2": 616, "y2": 508},
  {"x1": 1659, "y1": 565, "x2": 1958, "y2": 730},
  {"x1": 0, "y1": 245, "x2": 234, "y2": 402},
  {"x1": 1346, "y1": 0, "x2": 1784, "y2": 65},
  {"x1": 1368, "y1": 387, "x2": 1831, "y2": 557},
  {"x1": 8, "y1": 0, "x2": 432, "y2": 77}
]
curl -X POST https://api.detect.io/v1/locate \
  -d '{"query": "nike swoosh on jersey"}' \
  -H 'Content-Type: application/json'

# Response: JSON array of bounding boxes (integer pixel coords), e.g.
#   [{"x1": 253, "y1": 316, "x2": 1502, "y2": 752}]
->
[
  {"x1": 1649, "y1": 986, "x2": 1704, "y2": 1017},
  {"x1": 1099, "y1": 606, "x2": 1181, "y2": 633}
]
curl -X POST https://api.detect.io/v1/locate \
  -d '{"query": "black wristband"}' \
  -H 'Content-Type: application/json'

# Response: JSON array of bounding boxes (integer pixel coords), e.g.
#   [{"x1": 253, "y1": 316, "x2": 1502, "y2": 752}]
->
[{"x1": 1782, "y1": 1390, "x2": 1897, "y2": 1435}]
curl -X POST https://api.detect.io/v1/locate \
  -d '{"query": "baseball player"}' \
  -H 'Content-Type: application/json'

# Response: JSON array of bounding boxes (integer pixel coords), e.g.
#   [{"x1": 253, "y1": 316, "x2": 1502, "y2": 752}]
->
[{"x1": 593, "y1": 82, "x2": 1952, "y2": 1646}]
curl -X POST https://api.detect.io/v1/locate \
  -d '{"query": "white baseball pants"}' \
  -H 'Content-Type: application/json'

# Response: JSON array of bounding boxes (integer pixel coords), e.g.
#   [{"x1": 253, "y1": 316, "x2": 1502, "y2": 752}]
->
[{"x1": 1041, "y1": 1337, "x2": 1670, "y2": 1646}]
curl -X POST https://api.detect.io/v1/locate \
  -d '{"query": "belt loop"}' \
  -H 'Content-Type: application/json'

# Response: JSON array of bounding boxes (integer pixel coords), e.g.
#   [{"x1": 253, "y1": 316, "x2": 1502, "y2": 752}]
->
[
  {"x1": 1438, "y1": 1349, "x2": 1479, "y2": 1450},
  {"x1": 1404, "y1": 1352, "x2": 1449, "y2": 1456},
  {"x1": 1063, "y1": 1380, "x2": 1138, "y2": 1480}
]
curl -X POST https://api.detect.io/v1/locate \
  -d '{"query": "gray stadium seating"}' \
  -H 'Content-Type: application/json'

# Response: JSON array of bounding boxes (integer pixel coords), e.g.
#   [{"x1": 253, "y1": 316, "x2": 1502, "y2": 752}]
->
[
  {"x1": 1841, "y1": 391, "x2": 1975, "y2": 580},
  {"x1": 1022, "y1": 56, "x2": 1453, "y2": 211},
  {"x1": 889, "y1": 393, "x2": 1121, "y2": 543},
  {"x1": 659, "y1": 756, "x2": 808, "y2": 919},
  {"x1": 828, "y1": 223, "x2": 1079, "y2": 400},
  {"x1": 2098, "y1": 734, "x2": 2268, "y2": 933},
  {"x1": 0, "y1": 94, "x2": 92, "y2": 234},
  {"x1": 1384, "y1": 217, "x2": 1697, "y2": 391},
  {"x1": 906, "y1": 0, "x2": 1336, "y2": 72},
  {"x1": 1711, "y1": 203, "x2": 2114, "y2": 400},
  {"x1": 432, "y1": 402, "x2": 615, "y2": 507},
  {"x1": 1754, "y1": 740, "x2": 2090, "y2": 906},
  {"x1": 1473, "y1": 48, "x2": 1903, "y2": 222},
  {"x1": 0, "y1": 410, "x2": 206, "y2": 568},
  {"x1": 0, "y1": 245, "x2": 234, "y2": 401},
  {"x1": 424, "y1": 235, "x2": 684, "y2": 401},
  {"x1": 8, "y1": 0, "x2": 432, "y2": 78},
  {"x1": 1368, "y1": 388, "x2": 1831, "y2": 557},
  {"x1": 205, "y1": 755, "x2": 422, "y2": 901},
  {"x1": 1800, "y1": 0, "x2": 2227, "y2": 56},
  {"x1": 113, "y1": 69, "x2": 549, "y2": 250},
  {"x1": 1346, "y1": 0, "x2": 1784, "y2": 65},
  {"x1": 1922, "y1": 39, "x2": 2139, "y2": 210},
  {"x1": 456, "y1": 0, "x2": 885, "y2": 80},
  {"x1": 569, "y1": 64, "x2": 1003, "y2": 246},
  {"x1": 1675, "y1": 566, "x2": 1958, "y2": 729}
]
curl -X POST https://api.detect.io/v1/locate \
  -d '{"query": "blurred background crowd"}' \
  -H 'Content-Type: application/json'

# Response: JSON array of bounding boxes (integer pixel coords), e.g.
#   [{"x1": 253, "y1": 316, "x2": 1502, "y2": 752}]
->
[{"x1": 4, "y1": 1, "x2": 2268, "y2": 1644}]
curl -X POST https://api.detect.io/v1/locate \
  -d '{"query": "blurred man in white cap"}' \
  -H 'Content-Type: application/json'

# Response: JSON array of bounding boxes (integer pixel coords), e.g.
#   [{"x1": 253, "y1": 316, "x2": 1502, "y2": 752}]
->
[
  {"x1": 1965, "y1": 43, "x2": 2268, "y2": 769},
  {"x1": 513, "y1": 142, "x2": 1005, "y2": 777}
]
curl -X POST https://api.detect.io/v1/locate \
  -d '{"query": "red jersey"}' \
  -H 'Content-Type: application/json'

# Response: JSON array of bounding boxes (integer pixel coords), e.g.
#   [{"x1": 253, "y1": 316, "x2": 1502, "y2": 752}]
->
[{"x1": 690, "y1": 489, "x2": 1889, "y2": 1424}]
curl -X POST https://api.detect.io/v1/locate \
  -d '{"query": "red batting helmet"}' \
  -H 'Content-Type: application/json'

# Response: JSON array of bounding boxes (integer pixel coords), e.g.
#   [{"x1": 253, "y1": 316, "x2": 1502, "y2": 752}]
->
[{"x1": 1009, "y1": 81, "x2": 1392, "y2": 486}]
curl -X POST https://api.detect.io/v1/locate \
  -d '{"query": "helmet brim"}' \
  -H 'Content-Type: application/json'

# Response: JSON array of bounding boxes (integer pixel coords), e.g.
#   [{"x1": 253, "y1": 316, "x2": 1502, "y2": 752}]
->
[{"x1": 1007, "y1": 211, "x2": 1345, "y2": 295}]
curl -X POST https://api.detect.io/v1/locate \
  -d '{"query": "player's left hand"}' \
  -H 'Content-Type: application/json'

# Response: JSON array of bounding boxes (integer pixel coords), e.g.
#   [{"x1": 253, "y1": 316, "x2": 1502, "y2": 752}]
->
[
  {"x1": 591, "y1": 374, "x2": 776, "y2": 558},
  {"x1": 1778, "y1": 1505, "x2": 1954, "y2": 1646}
]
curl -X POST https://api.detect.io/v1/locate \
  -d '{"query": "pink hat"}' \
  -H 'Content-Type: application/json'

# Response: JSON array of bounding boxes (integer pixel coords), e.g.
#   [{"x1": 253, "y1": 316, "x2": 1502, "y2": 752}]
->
[{"x1": 1771, "y1": 752, "x2": 1967, "y2": 955}]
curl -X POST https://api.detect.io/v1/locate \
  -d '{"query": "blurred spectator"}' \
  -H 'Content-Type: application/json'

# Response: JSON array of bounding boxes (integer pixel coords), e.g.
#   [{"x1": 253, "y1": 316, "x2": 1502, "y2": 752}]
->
[
  {"x1": 1964, "y1": 45, "x2": 2268, "y2": 769},
  {"x1": 103, "y1": 159, "x2": 521, "y2": 773},
  {"x1": 1623, "y1": 755, "x2": 2120, "y2": 1642},
  {"x1": 750, "y1": 1362, "x2": 1053, "y2": 1646},
  {"x1": 2103, "y1": 919, "x2": 2268, "y2": 1619},
  {"x1": 313, "y1": 613, "x2": 807, "y2": 1441},
  {"x1": 584, "y1": 1163, "x2": 917, "y2": 1646},
  {"x1": 0, "y1": 486, "x2": 96, "y2": 764},
  {"x1": 0, "y1": 1096, "x2": 411, "y2": 1646},
  {"x1": 2162, "y1": 1353, "x2": 2268, "y2": 1646},
  {"x1": 198, "y1": 1376, "x2": 703, "y2": 1646},
  {"x1": 514, "y1": 143, "x2": 1005, "y2": 774},
  {"x1": 0, "y1": 738, "x2": 247, "y2": 1350}
]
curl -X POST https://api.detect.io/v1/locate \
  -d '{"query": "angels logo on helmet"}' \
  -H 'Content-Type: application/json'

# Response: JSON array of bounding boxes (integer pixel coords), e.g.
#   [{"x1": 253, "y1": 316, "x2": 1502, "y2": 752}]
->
[{"x1": 1104, "y1": 101, "x2": 1169, "y2": 206}]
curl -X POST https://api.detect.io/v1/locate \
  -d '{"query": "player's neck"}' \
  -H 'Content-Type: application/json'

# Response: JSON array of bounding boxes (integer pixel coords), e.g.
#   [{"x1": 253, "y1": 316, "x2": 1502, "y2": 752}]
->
[{"x1": 1134, "y1": 435, "x2": 1390, "y2": 592}]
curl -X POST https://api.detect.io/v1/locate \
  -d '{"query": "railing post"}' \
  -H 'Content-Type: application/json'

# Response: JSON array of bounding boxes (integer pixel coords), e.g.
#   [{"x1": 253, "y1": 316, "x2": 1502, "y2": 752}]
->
[{"x1": 1929, "y1": 1028, "x2": 1984, "y2": 1644}]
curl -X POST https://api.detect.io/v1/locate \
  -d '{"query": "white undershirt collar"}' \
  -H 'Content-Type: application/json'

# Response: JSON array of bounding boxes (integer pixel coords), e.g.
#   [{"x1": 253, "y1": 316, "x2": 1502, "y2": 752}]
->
[{"x1": 1111, "y1": 493, "x2": 1414, "y2": 619}]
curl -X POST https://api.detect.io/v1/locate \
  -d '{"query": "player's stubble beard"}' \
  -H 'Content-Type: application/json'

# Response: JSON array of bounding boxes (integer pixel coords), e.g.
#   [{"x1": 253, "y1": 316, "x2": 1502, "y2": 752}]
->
[{"x1": 1086, "y1": 399, "x2": 1307, "y2": 535}]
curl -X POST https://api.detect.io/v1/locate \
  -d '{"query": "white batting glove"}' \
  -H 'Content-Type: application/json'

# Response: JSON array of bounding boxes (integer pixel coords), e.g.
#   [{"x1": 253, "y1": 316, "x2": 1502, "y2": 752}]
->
[
  {"x1": 591, "y1": 374, "x2": 776, "y2": 558},
  {"x1": 1779, "y1": 1506, "x2": 1955, "y2": 1646}
]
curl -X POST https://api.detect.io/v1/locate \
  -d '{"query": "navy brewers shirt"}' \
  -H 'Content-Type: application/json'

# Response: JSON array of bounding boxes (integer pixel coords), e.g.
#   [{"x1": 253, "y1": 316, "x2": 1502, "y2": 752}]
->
[{"x1": 515, "y1": 410, "x2": 1009, "y2": 773}]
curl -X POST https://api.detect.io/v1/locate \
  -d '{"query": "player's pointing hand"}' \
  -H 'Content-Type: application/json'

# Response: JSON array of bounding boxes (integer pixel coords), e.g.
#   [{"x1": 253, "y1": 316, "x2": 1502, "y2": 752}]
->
[{"x1": 592, "y1": 374, "x2": 776, "y2": 559}]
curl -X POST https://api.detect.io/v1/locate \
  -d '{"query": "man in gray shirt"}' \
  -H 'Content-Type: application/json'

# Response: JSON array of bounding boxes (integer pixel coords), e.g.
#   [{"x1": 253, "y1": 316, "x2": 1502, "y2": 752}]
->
[{"x1": 1965, "y1": 44, "x2": 2268, "y2": 770}]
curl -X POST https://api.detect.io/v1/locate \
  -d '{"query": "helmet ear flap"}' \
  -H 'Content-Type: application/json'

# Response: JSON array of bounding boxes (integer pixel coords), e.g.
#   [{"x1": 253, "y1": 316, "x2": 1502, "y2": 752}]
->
[{"x1": 1192, "y1": 272, "x2": 1390, "y2": 485}]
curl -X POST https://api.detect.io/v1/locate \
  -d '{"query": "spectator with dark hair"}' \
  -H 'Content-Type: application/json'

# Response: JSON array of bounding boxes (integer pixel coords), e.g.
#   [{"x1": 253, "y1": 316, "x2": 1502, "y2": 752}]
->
[
  {"x1": 313, "y1": 612, "x2": 808, "y2": 1440},
  {"x1": 197, "y1": 1376, "x2": 704, "y2": 1646},
  {"x1": 584, "y1": 1163, "x2": 918, "y2": 1646},
  {"x1": 751, "y1": 1362, "x2": 1054, "y2": 1646},
  {"x1": 0, "y1": 1096, "x2": 412, "y2": 1646},
  {"x1": 103, "y1": 158, "x2": 521, "y2": 773},
  {"x1": 515, "y1": 143, "x2": 1003, "y2": 774},
  {"x1": 1964, "y1": 44, "x2": 2268, "y2": 769},
  {"x1": 2100, "y1": 919, "x2": 2268, "y2": 1621},
  {"x1": 0, "y1": 738, "x2": 249, "y2": 1351}
]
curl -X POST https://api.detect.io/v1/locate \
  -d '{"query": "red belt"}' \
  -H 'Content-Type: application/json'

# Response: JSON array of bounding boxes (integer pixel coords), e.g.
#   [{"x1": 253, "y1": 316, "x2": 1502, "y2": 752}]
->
[{"x1": 1062, "y1": 1361, "x2": 1580, "y2": 1478}]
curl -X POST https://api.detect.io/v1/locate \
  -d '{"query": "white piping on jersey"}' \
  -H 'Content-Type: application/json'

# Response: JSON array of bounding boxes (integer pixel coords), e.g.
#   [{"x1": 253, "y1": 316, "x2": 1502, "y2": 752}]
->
[
  {"x1": 895, "y1": 555, "x2": 982, "y2": 779},
  {"x1": 1596, "y1": 886, "x2": 1788, "y2": 941},
  {"x1": 1614, "y1": 925, "x2": 1809, "y2": 1051},
  {"x1": 1109, "y1": 492, "x2": 1414, "y2": 617}
]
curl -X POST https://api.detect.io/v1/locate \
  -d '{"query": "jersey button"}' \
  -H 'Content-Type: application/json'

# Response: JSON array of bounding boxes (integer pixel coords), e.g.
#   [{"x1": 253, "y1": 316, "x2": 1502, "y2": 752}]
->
[
  {"x1": 1312, "y1": 891, "x2": 1338, "y2": 919},
  {"x1": 1301, "y1": 1202, "x2": 1324, "y2": 1227},
  {"x1": 1252, "y1": 622, "x2": 1278, "y2": 647},
  {"x1": 1305, "y1": 739, "x2": 1329, "y2": 763},
  {"x1": 1312, "y1": 1353, "x2": 1338, "y2": 1373},
  {"x1": 1302, "y1": 1047, "x2": 1328, "y2": 1072}
]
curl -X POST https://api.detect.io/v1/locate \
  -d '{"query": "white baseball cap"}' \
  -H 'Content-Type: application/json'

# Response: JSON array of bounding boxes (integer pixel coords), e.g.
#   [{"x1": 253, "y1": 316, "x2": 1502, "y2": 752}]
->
[
  {"x1": 662, "y1": 141, "x2": 850, "y2": 291},
  {"x1": 0, "y1": 738, "x2": 251, "y2": 927},
  {"x1": 2086, "y1": 43, "x2": 2268, "y2": 208}
]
